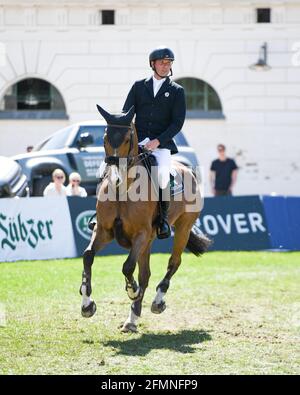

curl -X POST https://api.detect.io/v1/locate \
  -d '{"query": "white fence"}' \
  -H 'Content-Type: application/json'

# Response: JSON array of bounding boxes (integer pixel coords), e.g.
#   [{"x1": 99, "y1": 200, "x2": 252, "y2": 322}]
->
[{"x1": 0, "y1": 197, "x2": 76, "y2": 262}]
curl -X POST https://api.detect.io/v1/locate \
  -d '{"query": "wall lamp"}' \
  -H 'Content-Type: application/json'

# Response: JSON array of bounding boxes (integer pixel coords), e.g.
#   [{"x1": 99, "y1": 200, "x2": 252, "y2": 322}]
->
[{"x1": 249, "y1": 42, "x2": 271, "y2": 71}]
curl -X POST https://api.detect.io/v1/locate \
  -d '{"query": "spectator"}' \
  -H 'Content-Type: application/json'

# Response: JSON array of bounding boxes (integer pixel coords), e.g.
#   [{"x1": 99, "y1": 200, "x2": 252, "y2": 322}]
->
[
  {"x1": 210, "y1": 144, "x2": 238, "y2": 196},
  {"x1": 66, "y1": 172, "x2": 87, "y2": 197},
  {"x1": 43, "y1": 169, "x2": 67, "y2": 197}
]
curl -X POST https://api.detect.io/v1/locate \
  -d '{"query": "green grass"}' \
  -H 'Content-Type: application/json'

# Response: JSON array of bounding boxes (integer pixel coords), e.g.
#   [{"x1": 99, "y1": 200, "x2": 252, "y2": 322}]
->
[{"x1": 0, "y1": 252, "x2": 299, "y2": 375}]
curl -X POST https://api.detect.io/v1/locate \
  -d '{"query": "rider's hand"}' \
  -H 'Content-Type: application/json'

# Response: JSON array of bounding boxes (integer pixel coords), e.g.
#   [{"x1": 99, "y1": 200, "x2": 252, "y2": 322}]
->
[{"x1": 145, "y1": 138, "x2": 160, "y2": 151}]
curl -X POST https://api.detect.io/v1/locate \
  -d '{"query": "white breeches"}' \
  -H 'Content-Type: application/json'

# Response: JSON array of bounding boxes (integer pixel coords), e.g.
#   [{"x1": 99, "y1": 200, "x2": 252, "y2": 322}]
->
[
  {"x1": 138, "y1": 138, "x2": 171, "y2": 189},
  {"x1": 150, "y1": 148, "x2": 171, "y2": 189}
]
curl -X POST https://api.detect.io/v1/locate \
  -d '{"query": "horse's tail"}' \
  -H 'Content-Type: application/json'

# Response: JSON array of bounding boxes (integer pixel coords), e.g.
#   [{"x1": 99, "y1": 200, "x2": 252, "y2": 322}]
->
[{"x1": 186, "y1": 228, "x2": 212, "y2": 256}]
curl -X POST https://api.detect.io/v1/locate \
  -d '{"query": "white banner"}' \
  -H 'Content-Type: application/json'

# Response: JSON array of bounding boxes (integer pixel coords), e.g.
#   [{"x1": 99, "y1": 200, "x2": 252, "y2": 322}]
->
[{"x1": 0, "y1": 197, "x2": 77, "y2": 262}]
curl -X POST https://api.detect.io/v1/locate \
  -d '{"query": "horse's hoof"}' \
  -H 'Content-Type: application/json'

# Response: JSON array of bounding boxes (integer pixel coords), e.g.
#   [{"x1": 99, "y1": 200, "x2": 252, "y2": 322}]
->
[
  {"x1": 81, "y1": 301, "x2": 97, "y2": 318},
  {"x1": 121, "y1": 322, "x2": 138, "y2": 333},
  {"x1": 151, "y1": 301, "x2": 166, "y2": 314}
]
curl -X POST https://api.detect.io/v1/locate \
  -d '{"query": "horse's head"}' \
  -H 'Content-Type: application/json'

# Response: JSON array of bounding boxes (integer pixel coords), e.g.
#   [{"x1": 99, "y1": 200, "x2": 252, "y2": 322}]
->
[{"x1": 96, "y1": 104, "x2": 137, "y2": 163}]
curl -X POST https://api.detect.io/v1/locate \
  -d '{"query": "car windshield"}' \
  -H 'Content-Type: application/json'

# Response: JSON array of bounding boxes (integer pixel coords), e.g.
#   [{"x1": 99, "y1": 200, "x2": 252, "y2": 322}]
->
[
  {"x1": 74, "y1": 125, "x2": 106, "y2": 147},
  {"x1": 34, "y1": 125, "x2": 74, "y2": 151},
  {"x1": 34, "y1": 125, "x2": 188, "y2": 151},
  {"x1": 174, "y1": 131, "x2": 188, "y2": 146},
  {"x1": 73, "y1": 127, "x2": 187, "y2": 147}
]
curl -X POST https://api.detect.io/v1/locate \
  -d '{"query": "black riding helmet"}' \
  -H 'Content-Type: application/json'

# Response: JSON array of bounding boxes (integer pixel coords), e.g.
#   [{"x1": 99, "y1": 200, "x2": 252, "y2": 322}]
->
[{"x1": 149, "y1": 47, "x2": 175, "y2": 77}]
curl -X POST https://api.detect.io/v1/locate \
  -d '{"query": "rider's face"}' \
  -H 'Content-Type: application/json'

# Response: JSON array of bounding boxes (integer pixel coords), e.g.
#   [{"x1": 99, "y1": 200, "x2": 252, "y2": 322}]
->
[{"x1": 152, "y1": 59, "x2": 173, "y2": 78}]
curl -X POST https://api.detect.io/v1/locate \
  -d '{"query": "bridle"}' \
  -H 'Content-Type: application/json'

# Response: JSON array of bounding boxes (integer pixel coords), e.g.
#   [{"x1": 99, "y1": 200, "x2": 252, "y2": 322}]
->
[
  {"x1": 103, "y1": 123, "x2": 156, "y2": 195},
  {"x1": 104, "y1": 124, "x2": 150, "y2": 169}
]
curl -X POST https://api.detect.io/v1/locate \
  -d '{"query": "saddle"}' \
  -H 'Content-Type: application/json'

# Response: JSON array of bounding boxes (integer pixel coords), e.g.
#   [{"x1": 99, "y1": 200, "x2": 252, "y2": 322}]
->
[{"x1": 139, "y1": 147, "x2": 184, "y2": 196}]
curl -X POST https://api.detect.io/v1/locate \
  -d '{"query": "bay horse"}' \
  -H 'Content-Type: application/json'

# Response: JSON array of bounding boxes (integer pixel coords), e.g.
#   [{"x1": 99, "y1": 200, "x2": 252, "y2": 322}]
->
[{"x1": 79, "y1": 104, "x2": 211, "y2": 332}]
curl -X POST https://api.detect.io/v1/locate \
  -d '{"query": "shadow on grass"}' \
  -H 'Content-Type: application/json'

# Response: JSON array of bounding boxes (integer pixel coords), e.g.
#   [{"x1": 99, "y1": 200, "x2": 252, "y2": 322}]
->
[{"x1": 103, "y1": 329, "x2": 212, "y2": 356}]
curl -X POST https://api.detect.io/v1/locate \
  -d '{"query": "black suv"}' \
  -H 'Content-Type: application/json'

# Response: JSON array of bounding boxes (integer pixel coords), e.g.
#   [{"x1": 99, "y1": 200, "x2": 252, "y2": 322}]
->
[
  {"x1": 0, "y1": 156, "x2": 28, "y2": 198},
  {"x1": 13, "y1": 121, "x2": 199, "y2": 196}
]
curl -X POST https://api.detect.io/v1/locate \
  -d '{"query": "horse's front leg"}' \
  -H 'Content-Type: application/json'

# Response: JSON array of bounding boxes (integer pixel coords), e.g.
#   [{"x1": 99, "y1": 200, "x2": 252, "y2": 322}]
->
[
  {"x1": 80, "y1": 224, "x2": 112, "y2": 318},
  {"x1": 122, "y1": 232, "x2": 148, "y2": 302},
  {"x1": 122, "y1": 243, "x2": 151, "y2": 333},
  {"x1": 80, "y1": 248, "x2": 96, "y2": 318}
]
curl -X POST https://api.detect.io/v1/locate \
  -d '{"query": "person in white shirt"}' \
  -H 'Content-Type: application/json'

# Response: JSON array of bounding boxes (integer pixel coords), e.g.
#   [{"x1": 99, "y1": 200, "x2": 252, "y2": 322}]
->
[
  {"x1": 43, "y1": 168, "x2": 67, "y2": 197},
  {"x1": 66, "y1": 172, "x2": 87, "y2": 197}
]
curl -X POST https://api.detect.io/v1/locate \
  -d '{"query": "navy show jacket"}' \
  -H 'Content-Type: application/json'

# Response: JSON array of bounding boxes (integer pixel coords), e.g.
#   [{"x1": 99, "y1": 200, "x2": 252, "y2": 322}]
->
[{"x1": 122, "y1": 76, "x2": 186, "y2": 154}]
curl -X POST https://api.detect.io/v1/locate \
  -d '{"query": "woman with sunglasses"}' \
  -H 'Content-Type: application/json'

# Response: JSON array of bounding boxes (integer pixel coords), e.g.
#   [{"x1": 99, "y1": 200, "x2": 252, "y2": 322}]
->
[
  {"x1": 43, "y1": 168, "x2": 67, "y2": 197},
  {"x1": 66, "y1": 172, "x2": 87, "y2": 197}
]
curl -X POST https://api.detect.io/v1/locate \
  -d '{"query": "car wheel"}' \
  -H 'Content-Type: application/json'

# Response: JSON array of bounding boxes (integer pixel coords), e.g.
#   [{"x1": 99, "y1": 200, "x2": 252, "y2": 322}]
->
[{"x1": 33, "y1": 175, "x2": 52, "y2": 196}]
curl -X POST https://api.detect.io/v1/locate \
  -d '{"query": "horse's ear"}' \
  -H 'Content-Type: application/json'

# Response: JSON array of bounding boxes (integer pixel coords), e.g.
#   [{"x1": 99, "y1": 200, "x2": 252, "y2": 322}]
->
[
  {"x1": 123, "y1": 106, "x2": 135, "y2": 125},
  {"x1": 96, "y1": 104, "x2": 112, "y2": 124},
  {"x1": 96, "y1": 103, "x2": 134, "y2": 126}
]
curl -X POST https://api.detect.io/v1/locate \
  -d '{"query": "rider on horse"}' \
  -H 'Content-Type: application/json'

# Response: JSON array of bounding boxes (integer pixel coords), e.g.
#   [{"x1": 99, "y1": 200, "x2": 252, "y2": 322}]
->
[{"x1": 93, "y1": 46, "x2": 186, "y2": 239}]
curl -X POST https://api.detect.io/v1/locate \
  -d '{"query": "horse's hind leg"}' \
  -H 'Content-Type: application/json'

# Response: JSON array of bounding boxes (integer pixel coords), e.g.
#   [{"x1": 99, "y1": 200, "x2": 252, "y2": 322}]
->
[
  {"x1": 151, "y1": 213, "x2": 196, "y2": 314},
  {"x1": 122, "y1": 243, "x2": 151, "y2": 333},
  {"x1": 80, "y1": 224, "x2": 112, "y2": 318}
]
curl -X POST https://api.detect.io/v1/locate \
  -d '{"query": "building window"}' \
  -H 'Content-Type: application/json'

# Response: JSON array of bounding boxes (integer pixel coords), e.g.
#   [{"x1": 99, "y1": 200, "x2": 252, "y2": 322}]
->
[
  {"x1": 256, "y1": 8, "x2": 271, "y2": 23},
  {"x1": 0, "y1": 78, "x2": 68, "y2": 119},
  {"x1": 175, "y1": 77, "x2": 224, "y2": 119},
  {"x1": 101, "y1": 10, "x2": 115, "y2": 25}
]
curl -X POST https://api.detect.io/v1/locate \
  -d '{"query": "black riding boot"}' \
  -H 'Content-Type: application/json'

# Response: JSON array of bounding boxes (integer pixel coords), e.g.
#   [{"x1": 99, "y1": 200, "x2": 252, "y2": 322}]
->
[{"x1": 157, "y1": 187, "x2": 171, "y2": 239}]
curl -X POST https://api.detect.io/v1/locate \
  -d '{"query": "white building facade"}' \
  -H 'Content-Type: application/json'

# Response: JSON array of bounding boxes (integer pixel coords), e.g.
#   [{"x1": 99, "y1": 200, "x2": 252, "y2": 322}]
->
[{"x1": 0, "y1": 0, "x2": 300, "y2": 196}]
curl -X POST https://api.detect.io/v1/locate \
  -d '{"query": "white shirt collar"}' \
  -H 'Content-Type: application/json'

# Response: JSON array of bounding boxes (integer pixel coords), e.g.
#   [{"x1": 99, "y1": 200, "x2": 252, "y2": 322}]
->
[
  {"x1": 152, "y1": 75, "x2": 166, "y2": 84},
  {"x1": 152, "y1": 75, "x2": 166, "y2": 96}
]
